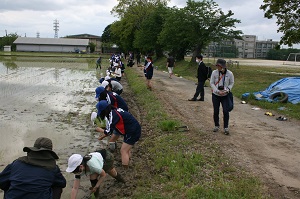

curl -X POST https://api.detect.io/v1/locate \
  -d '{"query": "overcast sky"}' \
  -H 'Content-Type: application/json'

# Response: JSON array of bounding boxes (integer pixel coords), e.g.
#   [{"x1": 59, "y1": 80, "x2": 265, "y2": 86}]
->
[{"x1": 0, "y1": 0, "x2": 297, "y2": 48}]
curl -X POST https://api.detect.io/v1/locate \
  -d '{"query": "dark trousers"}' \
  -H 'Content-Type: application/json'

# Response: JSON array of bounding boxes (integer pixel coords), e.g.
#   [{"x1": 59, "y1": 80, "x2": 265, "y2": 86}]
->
[
  {"x1": 212, "y1": 93, "x2": 230, "y2": 128},
  {"x1": 193, "y1": 81, "x2": 205, "y2": 99}
]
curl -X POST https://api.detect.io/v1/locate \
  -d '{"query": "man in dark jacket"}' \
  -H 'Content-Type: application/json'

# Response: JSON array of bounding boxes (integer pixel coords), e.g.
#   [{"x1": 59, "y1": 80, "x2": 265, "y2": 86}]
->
[
  {"x1": 188, "y1": 55, "x2": 212, "y2": 101},
  {"x1": 0, "y1": 137, "x2": 66, "y2": 199}
]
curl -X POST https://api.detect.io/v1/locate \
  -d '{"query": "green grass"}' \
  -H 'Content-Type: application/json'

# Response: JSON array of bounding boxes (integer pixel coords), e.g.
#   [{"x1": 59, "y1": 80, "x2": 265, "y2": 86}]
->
[
  {"x1": 125, "y1": 67, "x2": 268, "y2": 199},
  {"x1": 153, "y1": 57, "x2": 300, "y2": 120}
]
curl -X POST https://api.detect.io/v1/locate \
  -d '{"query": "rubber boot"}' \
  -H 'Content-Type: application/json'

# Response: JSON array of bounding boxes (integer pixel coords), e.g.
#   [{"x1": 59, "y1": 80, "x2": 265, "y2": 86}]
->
[{"x1": 114, "y1": 172, "x2": 126, "y2": 183}]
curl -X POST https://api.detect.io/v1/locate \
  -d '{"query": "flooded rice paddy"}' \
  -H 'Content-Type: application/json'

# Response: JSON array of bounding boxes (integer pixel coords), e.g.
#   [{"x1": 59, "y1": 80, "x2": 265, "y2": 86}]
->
[{"x1": 0, "y1": 56, "x2": 107, "y2": 197}]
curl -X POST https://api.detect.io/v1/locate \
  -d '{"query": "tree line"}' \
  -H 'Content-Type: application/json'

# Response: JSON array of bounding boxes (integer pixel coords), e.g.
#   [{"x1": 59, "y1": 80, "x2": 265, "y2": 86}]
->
[
  {"x1": 102, "y1": 0, "x2": 243, "y2": 61},
  {"x1": 102, "y1": 0, "x2": 300, "y2": 62}
]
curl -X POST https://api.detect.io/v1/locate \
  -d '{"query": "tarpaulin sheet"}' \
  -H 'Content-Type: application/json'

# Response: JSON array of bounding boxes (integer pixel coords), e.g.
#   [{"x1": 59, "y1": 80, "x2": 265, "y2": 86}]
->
[{"x1": 251, "y1": 77, "x2": 300, "y2": 104}]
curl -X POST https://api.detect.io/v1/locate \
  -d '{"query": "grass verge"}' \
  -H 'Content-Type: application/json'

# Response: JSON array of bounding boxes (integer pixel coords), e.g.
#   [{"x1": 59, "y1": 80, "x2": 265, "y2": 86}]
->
[
  {"x1": 125, "y1": 67, "x2": 268, "y2": 199},
  {"x1": 153, "y1": 57, "x2": 300, "y2": 120}
]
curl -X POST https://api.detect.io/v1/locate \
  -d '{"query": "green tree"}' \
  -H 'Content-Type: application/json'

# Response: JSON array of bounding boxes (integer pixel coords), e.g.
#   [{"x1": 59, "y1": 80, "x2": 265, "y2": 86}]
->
[
  {"x1": 133, "y1": 5, "x2": 168, "y2": 57},
  {"x1": 111, "y1": 0, "x2": 169, "y2": 18},
  {"x1": 0, "y1": 33, "x2": 19, "y2": 51},
  {"x1": 267, "y1": 48, "x2": 300, "y2": 60},
  {"x1": 260, "y1": 0, "x2": 300, "y2": 47},
  {"x1": 110, "y1": 0, "x2": 169, "y2": 52},
  {"x1": 159, "y1": 0, "x2": 242, "y2": 61},
  {"x1": 88, "y1": 42, "x2": 96, "y2": 53},
  {"x1": 101, "y1": 25, "x2": 112, "y2": 43}
]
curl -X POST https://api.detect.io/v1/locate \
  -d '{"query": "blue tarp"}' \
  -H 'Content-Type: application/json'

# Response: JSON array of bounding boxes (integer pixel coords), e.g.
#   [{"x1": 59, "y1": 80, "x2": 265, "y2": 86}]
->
[{"x1": 245, "y1": 77, "x2": 300, "y2": 104}]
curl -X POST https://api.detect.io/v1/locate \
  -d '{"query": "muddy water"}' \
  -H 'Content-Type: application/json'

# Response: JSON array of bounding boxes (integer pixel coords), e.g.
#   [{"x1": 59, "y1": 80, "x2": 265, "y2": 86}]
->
[{"x1": 0, "y1": 59, "x2": 106, "y2": 197}]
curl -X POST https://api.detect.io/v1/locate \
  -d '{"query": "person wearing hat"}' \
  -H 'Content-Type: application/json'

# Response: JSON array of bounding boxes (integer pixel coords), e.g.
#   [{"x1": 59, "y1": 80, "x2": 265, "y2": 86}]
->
[
  {"x1": 66, "y1": 149, "x2": 125, "y2": 199},
  {"x1": 101, "y1": 79, "x2": 123, "y2": 95},
  {"x1": 210, "y1": 59, "x2": 234, "y2": 135},
  {"x1": 95, "y1": 86, "x2": 128, "y2": 112},
  {"x1": 94, "y1": 86, "x2": 128, "y2": 151},
  {"x1": 93, "y1": 86, "x2": 129, "y2": 147},
  {"x1": 112, "y1": 62, "x2": 122, "y2": 81},
  {"x1": 188, "y1": 54, "x2": 212, "y2": 101},
  {"x1": 95, "y1": 100, "x2": 141, "y2": 169},
  {"x1": 0, "y1": 137, "x2": 66, "y2": 199}
]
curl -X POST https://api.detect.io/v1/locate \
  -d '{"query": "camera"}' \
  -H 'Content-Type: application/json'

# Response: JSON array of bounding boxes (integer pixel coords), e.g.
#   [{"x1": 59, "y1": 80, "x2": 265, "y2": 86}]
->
[{"x1": 218, "y1": 86, "x2": 224, "y2": 90}]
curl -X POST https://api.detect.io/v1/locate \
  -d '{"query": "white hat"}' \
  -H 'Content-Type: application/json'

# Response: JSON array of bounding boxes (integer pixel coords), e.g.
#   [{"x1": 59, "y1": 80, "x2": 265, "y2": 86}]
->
[
  {"x1": 104, "y1": 76, "x2": 110, "y2": 80},
  {"x1": 113, "y1": 62, "x2": 119, "y2": 67},
  {"x1": 91, "y1": 112, "x2": 97, "y2": 125},
  {"x1": 101, "y1": 80, "x2": 109, "y2": 88},
  {"x1": 66, "y1": 154, "x2": 83, "y2": 172}
]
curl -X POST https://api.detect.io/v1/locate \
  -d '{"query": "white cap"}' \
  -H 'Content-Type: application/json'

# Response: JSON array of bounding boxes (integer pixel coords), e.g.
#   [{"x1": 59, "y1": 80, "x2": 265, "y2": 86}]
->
[
  {"x1": 91, "y1": 112, "x2": 97, "y2": 125},
  {"x1": 101, "y1": 80, "x2": 109, "y2": 88},
  {"x1": 113, "y1": 62, "x2": 119, "y2": 67},
  {"x1": 66, "y1": 154, "x2": 83, "y2": 173},
  {"x1": 104, "y1": 76, "x2": 110, "y2": 80}
]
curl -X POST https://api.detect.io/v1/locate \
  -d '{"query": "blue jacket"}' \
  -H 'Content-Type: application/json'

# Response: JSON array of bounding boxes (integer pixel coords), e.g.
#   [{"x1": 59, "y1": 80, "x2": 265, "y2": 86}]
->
[
  {"x1": 104, "y1": 109, "x2": 141, "y2": 136},
  {"x1": 0, "y1": 160, "x2": 66, "y2": 199},
  {"x1": 107, "y1": 92, "x2": 128, "y2": 112}
]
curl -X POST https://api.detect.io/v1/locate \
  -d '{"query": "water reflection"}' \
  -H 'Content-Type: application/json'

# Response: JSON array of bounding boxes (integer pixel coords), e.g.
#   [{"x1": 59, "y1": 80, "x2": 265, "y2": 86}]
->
[{"x1": 0, "y1": 56, "x2": 98, "y2": 75}]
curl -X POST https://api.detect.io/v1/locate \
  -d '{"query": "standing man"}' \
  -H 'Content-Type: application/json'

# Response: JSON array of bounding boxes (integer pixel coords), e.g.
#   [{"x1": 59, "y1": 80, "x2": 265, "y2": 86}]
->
[
  {"x1": 166, "y1": 53, "x2": 175, "y2": 79},
  {"x1": 210, "y1": 59, "x2": 234, "y2": 135},
  {"x1": 96, "y1": 55, "x2": 102, "y2": 69},
  {"x1": 188, "y1": 55, "x2": 212, "y2": 101},
  {"x1": 136, "y1": 52, "x2": 141, "y2": 66}
]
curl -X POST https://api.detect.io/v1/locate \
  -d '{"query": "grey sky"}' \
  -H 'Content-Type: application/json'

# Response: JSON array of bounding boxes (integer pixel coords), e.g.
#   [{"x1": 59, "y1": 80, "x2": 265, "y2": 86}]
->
[{"x1": 0, "y1": 0, "x2": 297, "y2": 48}]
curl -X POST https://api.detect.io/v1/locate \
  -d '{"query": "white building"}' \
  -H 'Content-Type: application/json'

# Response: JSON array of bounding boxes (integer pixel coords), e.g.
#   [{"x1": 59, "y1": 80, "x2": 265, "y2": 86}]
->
[
  {"x1": 204, "y1": 35, "x2": 279, "y2": 59},
  {"x1": 13, "y1": 37, "x2": 89, "y2": 53}
]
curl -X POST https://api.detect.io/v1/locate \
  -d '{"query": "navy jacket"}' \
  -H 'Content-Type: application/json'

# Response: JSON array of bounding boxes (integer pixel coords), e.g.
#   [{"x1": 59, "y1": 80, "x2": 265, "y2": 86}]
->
[
  {"x1": 107, "y1": 92, "x2": 128, "y2": 112},
  {"x1": 0, "y1": 160, "x2": 66, "y2": 199},
  {"x1": 104, "y1": 109, "x2": 141, "y2": 137},
  {"x1": 197, "y1": 61, "x2": 212, "y2": 82}
]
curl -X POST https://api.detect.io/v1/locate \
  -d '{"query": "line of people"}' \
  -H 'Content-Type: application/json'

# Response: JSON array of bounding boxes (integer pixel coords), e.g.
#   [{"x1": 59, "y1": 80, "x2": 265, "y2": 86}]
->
[{"x1": 65, "y1": 57, "x2": 141, "y2": 198}]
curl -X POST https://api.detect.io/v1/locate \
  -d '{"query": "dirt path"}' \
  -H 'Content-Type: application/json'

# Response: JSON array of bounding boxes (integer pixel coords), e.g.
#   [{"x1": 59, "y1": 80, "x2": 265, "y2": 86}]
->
[{"x1": 144, "y1": 67, "x2": 300, "y2": 198}]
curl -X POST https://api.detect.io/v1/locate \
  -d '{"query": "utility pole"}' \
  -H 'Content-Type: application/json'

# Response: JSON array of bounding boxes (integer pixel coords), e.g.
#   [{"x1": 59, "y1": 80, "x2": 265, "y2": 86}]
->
[{"x1": 53, "y1": 19, "x2": 59, "y2": 38}]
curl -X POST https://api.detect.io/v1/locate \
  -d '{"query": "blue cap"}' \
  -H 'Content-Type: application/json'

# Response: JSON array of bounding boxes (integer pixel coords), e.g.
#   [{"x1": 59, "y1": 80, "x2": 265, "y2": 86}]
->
[
  {"x1": 99, "y1": 77, "x2": 105, "y2": 84},
  {"x1": 96, "y1": 100, "x2": 108, "y2": 115},
  {"x1": 95, "y1": 86, "x2": 105, "y2": 99}
]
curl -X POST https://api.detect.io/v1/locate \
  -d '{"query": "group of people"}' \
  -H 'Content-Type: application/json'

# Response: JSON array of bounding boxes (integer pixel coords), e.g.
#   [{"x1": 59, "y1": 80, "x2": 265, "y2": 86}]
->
[
  {"x1": 65, "y1": 56, "x2": 143, "y2": 198},
  {"x1": 0, "y1": 56, "x2": 142, "y2": 199},
  {"x1": 72, "y1": 56, "x2": 142, "y2": 197},
  {"x1": 188, "y1": 56, "x2": 234, "y2": 135},
  {"x1": 0, "y1": 53, "x2": 234, "y2": 198}
]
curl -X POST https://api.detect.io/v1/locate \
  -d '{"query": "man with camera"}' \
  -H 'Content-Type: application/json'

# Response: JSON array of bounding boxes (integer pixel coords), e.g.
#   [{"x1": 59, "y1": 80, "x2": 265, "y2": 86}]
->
[{"x1": 210, "y1": 59, "x2": 234, "y2": 135}]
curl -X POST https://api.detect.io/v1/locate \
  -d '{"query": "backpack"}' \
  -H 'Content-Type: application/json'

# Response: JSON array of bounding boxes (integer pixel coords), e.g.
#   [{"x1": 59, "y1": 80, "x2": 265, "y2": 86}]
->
[{"x1": 206, "y1": 65, "x2": 212, "y2": 80}]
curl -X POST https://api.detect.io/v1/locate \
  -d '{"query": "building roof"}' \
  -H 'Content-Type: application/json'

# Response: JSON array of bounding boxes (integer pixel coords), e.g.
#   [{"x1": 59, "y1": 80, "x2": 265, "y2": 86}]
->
[
  {"x1": 66, "y1": 33, "x2": 101, "y2": 39},
  {"x1": 13, "y1": 37, "x2": 89, "y2": 46}
]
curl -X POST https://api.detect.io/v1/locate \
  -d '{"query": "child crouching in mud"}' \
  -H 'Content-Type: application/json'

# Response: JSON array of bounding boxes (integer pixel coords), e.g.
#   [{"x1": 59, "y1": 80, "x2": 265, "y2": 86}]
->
[
  {"x1": 95, "y1": 100, "x2": 141, "y2": 169},
  {"x1": 66, "y1": 149, "x2": 125, "y2": 199}
]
